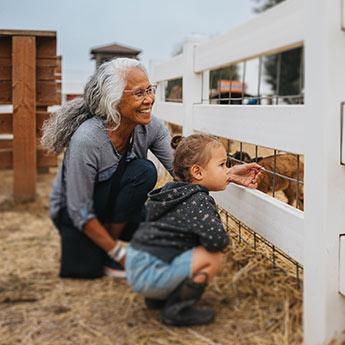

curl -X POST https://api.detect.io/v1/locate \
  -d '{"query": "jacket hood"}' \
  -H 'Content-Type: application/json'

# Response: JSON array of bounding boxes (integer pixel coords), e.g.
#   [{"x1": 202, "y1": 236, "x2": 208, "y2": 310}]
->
[{"x1": 146, "y1": 181, "x2": 208, "y2": 220}]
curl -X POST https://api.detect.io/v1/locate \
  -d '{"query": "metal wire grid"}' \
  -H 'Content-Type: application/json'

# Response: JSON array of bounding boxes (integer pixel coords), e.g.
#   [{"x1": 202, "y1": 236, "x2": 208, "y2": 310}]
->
[
  {"x1": 223, "y1": 138, "x2": 304, "y2": 211},
  {"x1": 164, "y1": 78, "x2": 183, "y2": 103},
  {"x1": 203, "y1": 47, "x2": 304, "y2": 105},
  {"x1": 165, "y1": 97, "x2": 183, "y2": 103},
  {"x1": 218, "y1": 207, "x2": 303, "y2": 288},
  {"x1": 208, "y1": 94, "x2": 304, "y2": 105}
]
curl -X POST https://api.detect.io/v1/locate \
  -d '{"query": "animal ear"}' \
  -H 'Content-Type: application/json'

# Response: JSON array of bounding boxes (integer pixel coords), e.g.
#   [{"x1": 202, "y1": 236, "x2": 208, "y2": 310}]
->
[
  {"x1": 226, "y1": 154, "x2": 232, "y2": 168},
  {"x1": 232, "y1": 151, "x2": 241, "y2": 160},
  {"x1": 233, "y1": 151, "x2": 252, "y2": 163},
  {"x1": 171, "y1": 134, "x2": 184, "y2": 149}
]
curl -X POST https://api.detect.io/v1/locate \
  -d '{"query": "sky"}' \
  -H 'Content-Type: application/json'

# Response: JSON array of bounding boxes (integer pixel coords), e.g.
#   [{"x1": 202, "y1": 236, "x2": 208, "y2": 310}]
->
[{"x1": 1, "y1": 0, "x2": 255, "y2": 93}]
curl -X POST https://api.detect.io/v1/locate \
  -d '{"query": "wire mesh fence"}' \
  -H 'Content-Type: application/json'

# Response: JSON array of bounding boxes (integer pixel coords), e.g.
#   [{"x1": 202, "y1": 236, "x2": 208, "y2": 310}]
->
[
  {"x1": 162, "y1": 47, "x2": 304, "y2": 107},
  {"x1": 164, "y1": 78, "x2": 183, "y2": 103},
  {"x1": 218, "y1": 207, "x2": 303, "y2": 288},
  {"x1": 207, "y1": 46, "x2": 304, "y2": 106},
  {"x1": 220, "y1": 137, "x2": 304, "y2": 211}
]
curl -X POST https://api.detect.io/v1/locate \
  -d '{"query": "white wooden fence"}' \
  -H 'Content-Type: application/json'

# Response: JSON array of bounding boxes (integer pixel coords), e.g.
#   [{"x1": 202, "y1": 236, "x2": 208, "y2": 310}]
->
[{"x1": 151, "y1": 0, "x2": 345, "y2": 344}]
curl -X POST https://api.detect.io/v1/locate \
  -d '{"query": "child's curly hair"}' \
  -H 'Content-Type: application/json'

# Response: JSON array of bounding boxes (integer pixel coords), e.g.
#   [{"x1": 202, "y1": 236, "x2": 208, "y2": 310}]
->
[{"x1": 172, "y1": 134, "x2": 224, "y2": 182}]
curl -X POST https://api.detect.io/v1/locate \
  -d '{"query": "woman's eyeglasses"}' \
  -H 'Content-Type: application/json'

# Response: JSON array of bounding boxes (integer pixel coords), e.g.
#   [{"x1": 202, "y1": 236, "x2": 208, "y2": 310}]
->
[{"x1": 123, "y1": 85, "x2": 157, "y2": 100}]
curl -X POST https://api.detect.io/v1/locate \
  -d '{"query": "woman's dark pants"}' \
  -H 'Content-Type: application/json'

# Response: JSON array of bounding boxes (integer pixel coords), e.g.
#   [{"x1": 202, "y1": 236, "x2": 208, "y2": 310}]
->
[{"x1": 52, "y1": 159, "x2": 157, "y2": 279}]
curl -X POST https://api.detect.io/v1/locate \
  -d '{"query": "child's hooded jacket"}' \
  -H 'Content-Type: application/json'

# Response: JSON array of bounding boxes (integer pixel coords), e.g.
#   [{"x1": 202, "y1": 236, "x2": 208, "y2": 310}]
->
[{"x1": 131, "y1": 181, "x2": 230, "y2": 263}]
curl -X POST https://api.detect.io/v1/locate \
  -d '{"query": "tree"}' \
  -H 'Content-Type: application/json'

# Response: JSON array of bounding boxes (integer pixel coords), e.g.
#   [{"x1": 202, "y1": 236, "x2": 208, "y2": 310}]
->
[{"x1": 252, "y1": 0, "x2": 285, "y2": 13}]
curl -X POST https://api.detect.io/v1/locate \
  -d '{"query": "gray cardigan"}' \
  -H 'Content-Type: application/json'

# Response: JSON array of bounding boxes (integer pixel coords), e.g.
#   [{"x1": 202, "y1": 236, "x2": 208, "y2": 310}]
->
[{"x1": 50, "y1": 115, "x2": 173, "y2": 230}]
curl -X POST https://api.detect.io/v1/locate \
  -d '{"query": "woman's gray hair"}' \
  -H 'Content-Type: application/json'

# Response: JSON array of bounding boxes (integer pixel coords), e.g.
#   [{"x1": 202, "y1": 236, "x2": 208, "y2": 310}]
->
[{"x1": 41, "y1": 57, "x2": 147, "y2": 154}]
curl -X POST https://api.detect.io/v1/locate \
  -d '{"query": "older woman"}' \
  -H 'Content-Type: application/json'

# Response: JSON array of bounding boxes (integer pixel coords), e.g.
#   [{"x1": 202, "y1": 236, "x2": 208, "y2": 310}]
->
[
  {"x1": 42, "y1": 58, "x2": 173, "y2": 279},
  {"x1": 42, "y1": 57, "x2": 261, "y2": 280}
]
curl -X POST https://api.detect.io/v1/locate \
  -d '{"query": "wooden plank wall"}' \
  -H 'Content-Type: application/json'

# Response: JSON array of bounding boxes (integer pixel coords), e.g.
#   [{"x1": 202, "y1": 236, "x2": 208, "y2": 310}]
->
[{"x1": 0, "y1": 31, "x2": 61, "y2": 201}]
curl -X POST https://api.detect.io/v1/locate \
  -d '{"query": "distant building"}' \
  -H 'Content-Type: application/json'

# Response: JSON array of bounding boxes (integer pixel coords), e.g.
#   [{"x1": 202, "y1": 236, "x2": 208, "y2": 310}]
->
[
  {"x1": 90, "y1": 42, "x2": 142, "y2": 69},
  {"x1": 210, "y1": 80, "x2": 257, "y2": 105}
]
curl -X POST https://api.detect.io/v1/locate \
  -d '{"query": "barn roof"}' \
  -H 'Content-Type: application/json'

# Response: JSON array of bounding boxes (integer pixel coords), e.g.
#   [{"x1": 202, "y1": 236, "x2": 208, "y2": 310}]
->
[{"x1": 90, "y1": 42, "x2": 141, "y2": 56}]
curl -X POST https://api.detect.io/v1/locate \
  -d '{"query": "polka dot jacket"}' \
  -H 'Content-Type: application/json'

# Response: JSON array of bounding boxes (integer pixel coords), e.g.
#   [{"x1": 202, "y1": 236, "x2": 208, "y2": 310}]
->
[{"x1": 131, "y1": 181, "x2": 230, "y2": 263}]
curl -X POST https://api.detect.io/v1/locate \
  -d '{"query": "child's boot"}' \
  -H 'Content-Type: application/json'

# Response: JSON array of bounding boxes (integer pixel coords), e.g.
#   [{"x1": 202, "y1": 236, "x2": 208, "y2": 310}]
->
[
  {"x1": 144, "y1": 297, "x2": 166, "y2": 310},
  {"x1": 160, "y1": 278, "x2": 215, "y2": 326}
]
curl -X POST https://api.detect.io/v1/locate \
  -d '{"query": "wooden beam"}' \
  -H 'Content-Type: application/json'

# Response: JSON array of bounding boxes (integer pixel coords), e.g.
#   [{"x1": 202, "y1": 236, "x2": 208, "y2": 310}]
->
[
  {"x1": 0, "y1": 113, "x2": 12, "y2": 134},
  {"x1": 55, "y1": 56, "x2": 62, "y2": 104},
  {"x1": 37, "y1": 80, "x2": 61, "y2": 105},
  {"x1": 0, "y1": 80, "x2": 12, "y2": 104},
  {"x1": 0, "y1": 37, "x2": 11, "y2": 57},
  {"x1": 37, "y1": 64, "x2": 56, "y2": 81},
  {"x1": 0, "y1": 38, "x2": 12, "y2": 98},
  {"x1": 0, "y1": 57, "x2": 11, "y2": 81},
  {"x1": 37, "y1": 149, "x2": 57, "y2": 168},
  {"x1": 37, "y1": 36, "x2": 56, "y2": 57},
  {"x1": 1, "y1": 57, "x2": 59, "y2": 83},
  {"x1": 0, "y1": 30, "x2": 56, "y2": 38},
  {"x1": 0, "y1": 138, "x2": 12, "y2": 149},
  {"x1": 0, "y1": 82, "x2": 61, "y2": 105},
  {"x1": 12, "y1": 35, "x2": 37, "y2": 201},
  {"x1": 0, "y1": 81, "x2": 62, "y2": 105},
  {"x1": 0, "y1": 149, "x2": 11, "y2": 169},
  {"x1": 0, "y1": 111, "x2": 51, "y2": 135},
  {"x1": 0, "y1": 149, "x2": 57, "y2": 169}
]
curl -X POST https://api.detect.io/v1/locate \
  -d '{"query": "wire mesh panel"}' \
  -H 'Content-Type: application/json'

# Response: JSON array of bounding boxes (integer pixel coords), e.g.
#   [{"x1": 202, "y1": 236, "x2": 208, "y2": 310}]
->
[
  {"x1": 164, "y1": 78, "x2": 182, "y2": 103},
  {"x1": 207, "y1": 46, "x2": 304, "y2": 106},
  {"x1": 221, "y1": 137, "x2": 304, "y2": 211},
  {"x1": 218, "y1": 207, "x2": 303, "y2": 288}
]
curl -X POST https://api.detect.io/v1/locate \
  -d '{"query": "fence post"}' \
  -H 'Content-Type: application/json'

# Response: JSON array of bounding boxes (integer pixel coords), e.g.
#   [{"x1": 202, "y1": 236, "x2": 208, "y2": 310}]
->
[
  {"x1": 304, "y1": 0, "x2": 345, "y2": 343},
  {"x1": 202, "y1": 71, "x2": 210, "y2": 105},
  {"x1": 182, "y1": 39, "x2": 203, "y2": 135},
  {"x1": 12, "y1": 36, "x2": 36, "y2": 201}
]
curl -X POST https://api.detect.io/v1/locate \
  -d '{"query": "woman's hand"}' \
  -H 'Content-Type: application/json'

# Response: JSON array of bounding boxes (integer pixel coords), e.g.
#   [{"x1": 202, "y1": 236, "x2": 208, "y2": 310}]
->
[{"x1": 227, "y1": 163, "x2": 262, "y2": 189}]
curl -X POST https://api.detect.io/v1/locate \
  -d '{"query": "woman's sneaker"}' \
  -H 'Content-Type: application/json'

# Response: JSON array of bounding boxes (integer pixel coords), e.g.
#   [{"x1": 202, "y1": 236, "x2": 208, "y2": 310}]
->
[{"x1": 103, "y1": 257, "x2": 126, "y2": 278}]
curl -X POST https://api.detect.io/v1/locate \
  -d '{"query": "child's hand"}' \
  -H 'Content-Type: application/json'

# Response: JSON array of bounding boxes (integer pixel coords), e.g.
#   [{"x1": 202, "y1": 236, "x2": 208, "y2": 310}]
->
[{"x1": 227, "y1": 163, "x2": 263, "y2": 189}]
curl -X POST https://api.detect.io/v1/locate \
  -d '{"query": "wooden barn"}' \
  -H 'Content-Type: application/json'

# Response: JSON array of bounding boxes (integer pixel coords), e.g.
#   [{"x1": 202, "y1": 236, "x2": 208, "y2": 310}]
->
[{"x1": 90, "y1": 42, "x2": 141, "y2": 69}]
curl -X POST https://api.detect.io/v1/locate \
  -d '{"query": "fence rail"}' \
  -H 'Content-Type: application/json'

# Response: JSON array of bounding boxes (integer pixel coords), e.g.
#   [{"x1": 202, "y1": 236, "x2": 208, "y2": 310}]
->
[
  {"x1": 190, "y1": 104, "x2": 303, "y2": 154},
  {"x1": 194, "y1": 0, "x2": 303, "y2": 72},
  {"x1": 152, "y1": 53, "x2": 184, "y2": 82},
  {"x1": 212, "y1": 185, "x2": 304, "y2": 264}
]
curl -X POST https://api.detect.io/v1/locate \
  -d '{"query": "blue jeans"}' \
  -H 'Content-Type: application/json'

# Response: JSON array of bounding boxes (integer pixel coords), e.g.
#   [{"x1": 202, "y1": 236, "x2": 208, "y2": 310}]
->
[
  {"x1": 53, "y1": 159, "x2": 157, "y2": 279},
  {"x1": 126, "y1": 245, "x2": 193, "y2": 300}
]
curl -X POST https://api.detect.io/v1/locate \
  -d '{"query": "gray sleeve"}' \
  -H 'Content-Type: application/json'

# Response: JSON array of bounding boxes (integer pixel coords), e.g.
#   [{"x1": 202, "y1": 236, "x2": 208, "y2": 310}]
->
[
  {"x1": 149, "y1": 117, "x2": 174, "y2": 176},
  {"x1": 49, "y1": 164, "x2": 64, "y2": 219},
  {"x1": 189, "y1": 194, "x2": 230, "y2": 252},
  {"x1": 64, "y1": 135, "x2": 99, "y2": 230}
]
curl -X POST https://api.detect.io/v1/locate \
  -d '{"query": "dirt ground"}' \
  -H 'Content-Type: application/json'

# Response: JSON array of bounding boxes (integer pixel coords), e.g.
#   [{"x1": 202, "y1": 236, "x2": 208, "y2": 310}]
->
[{"x1": 0, "y1": 168, "x2": 303, "y2": 345}]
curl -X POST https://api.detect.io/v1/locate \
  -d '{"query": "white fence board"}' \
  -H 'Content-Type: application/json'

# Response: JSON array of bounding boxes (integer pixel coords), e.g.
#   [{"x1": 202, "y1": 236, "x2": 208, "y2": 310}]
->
[
  {"x1": 152, "y1": 54, "x2": 184, "y2": 82},
  {"x1": 154, "y1": 102, "x2": 184, "y2": 126},
  {"x1": 192, "y1": 104, "x2": 305, "y2": 154},
  {"x1": 194, "y1": 0, "x2": 303, "y2": 72},
  {"x1": 212, "y1": 184, "x2": 304, "y2": 264}
]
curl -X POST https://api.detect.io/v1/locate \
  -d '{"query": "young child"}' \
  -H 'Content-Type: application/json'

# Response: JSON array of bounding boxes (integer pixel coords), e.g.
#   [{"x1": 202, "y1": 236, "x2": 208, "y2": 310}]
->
[{"x1": 125, "y1": 134, "x2": 261, "y2": 327}]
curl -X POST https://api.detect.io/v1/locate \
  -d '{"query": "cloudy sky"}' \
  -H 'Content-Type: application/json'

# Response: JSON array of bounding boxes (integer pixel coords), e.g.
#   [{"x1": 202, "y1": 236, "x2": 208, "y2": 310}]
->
[{"x1": 1, "y1": 0, "x2": 255, "y2": 93}]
